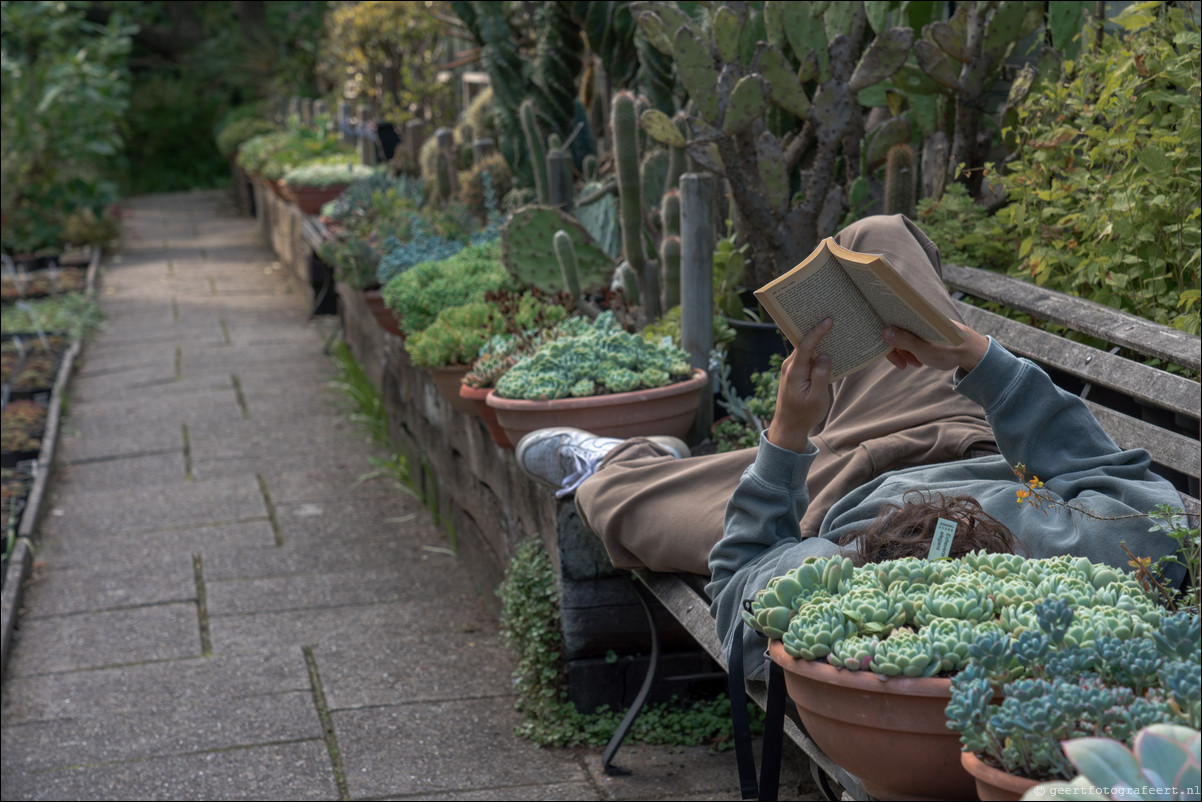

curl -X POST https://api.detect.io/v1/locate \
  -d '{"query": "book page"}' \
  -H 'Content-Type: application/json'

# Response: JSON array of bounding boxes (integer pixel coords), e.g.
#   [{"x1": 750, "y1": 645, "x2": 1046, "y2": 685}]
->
[
  {"x1": 838, "y1": 259, "x2": 954, "y2": 344},
  {"x1": 756, "y1": 250, "x2": 891, "y2": 380}
]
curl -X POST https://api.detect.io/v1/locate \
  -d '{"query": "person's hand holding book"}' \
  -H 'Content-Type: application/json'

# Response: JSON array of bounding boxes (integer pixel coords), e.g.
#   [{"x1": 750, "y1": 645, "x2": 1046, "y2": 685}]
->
[
  {"x1": 766, "y1": 318, "x2": 834, "y2": 454},
  {"x1": 883, "y1": 321, "x2": 990, "y2": 373}
]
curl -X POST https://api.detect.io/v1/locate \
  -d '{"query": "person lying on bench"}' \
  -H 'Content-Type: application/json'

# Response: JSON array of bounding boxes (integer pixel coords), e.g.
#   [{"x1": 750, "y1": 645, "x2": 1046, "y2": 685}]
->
[
  {"x1": 519, "y1": 215, "x2": 998, "y2": 577},
  {"x1": 515, "y1": 215, "x2": 1186, "y2": 678}
]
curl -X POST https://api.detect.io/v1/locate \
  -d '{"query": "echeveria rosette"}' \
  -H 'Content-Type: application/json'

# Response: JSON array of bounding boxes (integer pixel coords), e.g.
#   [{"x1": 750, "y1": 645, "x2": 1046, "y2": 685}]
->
[
  {"x1": 913, "y1": 576, "x2": 998, "y2": 627},
  {"x1": 992, "y1": 576, "x2": 1039, "y2": 608},
  {"x1": 827, "y1": 633, "x2": 881, "y2": 671},
  {"x1": 874, "y1": 556, "x2": 958, "y2": 593},
  {"x1": 963, "y1": 550, "x2": 1027, "y2": 580},
  {"x1": 840, "y1": 585, "x2": 908, "y2": 637},
  {"x1": 868, "y1": 627, "x2": 941, "y2": 678},
  {"x1": 781, "y1": 597, "x2": 856, "y2": 661},
  {"x1": 925, "y1": 617, "x2": 977, "y2": 673}
]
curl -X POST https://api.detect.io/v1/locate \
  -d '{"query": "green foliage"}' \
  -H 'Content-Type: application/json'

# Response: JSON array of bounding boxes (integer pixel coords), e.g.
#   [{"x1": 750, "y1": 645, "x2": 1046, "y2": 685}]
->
[
  {"x1": 497, "y1": 537, "x2": 762, "y2": 748},
  {"x1": 381, "y1": 240, "x2": 515, "y2": 336},
  {"x1": 319, "y1": 1, "x2": 455, "y2": 127},
  {"x1": 1, "y1": 0, "x2": 133, "y2": 252},
  {"x1": 404, "y1": 301, "x2": 505, "y2": 368},
  {"x1": 215, "y1": 114, "x2": 281, "y2": 160},
  {"x1": 235, "y1": 119, "x2": 354, "y2": 181},
  {"x1": 0, "y1": 293, "x2": 103, "y2": 342},
  {"x1": 915, "y1": 182, "x2": 1013, "y2": 271},
  {"x1": 994, "y1": 2, "x2": 1201, "y2": 334}
]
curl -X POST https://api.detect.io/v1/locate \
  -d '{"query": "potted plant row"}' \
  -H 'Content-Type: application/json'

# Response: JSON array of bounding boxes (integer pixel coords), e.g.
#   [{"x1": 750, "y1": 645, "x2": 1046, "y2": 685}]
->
[{"x1": 744, "y1": 550, "x2": 1200, "y2": 801}]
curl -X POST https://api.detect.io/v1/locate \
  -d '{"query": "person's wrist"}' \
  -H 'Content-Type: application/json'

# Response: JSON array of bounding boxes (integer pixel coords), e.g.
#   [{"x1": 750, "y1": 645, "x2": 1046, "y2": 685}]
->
[
  {"x1": 765, "y1": 423, "x2": 808, "y2": 454},
  {"x1": 958, "y1": 331, "x2": 990, "y2": 373}
]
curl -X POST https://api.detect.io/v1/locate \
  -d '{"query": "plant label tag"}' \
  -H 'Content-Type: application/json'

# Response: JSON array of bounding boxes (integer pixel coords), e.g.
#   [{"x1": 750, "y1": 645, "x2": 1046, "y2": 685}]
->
[{"x1": 929, "y1": 518, "x2": 957, "y2": 560}]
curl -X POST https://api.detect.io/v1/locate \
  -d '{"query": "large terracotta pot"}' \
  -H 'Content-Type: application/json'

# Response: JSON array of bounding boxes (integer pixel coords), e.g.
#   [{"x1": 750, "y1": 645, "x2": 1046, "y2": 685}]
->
[
  {"x1": 960, "y1": 751, "x2": 1040, "y2": 802},
  {"x1": 459, "y1": 385, "x2": 512, "y2": 448},
  {"x1": 280, "y1": 183, "x2": 350, "y2": 216},
  {"x1": 485, "y1": 368, "x2": 707, "y2": 445},
  {"x1": 363, "y1": 290, "x2": 404, "y2": 338},
  {"x1": 768, "y1": 640, "x2": 985, "y2": 801},
  {"x1": 428, "y1": 365, "x2": 478, "y2": 416}
]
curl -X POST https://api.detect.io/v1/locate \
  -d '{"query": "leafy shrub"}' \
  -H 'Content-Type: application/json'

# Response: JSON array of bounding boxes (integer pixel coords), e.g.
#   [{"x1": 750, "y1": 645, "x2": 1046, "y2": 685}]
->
[
  {"x1": 216, "y1": 116, "x2": 282, "y2": 160},
  {"x1": 380, "y1": 240, "x2": 515, "y2": 336},
  {"x1": 916, "y1": 183, "x2": 1013, "y2": 272},
  {"x1": 993, "y1": 2, "x2": 1200, "y2": 334},
  {"x1": 404, "y1": 301, "x2": 505, "y2": 368}
]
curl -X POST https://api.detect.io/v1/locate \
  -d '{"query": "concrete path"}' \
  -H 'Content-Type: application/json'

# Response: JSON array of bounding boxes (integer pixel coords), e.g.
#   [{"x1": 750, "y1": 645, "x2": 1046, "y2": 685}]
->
[{"x1": 0, "y1": 189, "x2": 817, "y2": 801}]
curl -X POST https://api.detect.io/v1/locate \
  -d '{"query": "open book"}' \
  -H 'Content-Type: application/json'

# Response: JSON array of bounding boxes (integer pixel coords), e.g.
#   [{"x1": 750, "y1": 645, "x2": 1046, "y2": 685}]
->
[{"x1": 754, "y1": 237, "x2": 964, "y2": 381}]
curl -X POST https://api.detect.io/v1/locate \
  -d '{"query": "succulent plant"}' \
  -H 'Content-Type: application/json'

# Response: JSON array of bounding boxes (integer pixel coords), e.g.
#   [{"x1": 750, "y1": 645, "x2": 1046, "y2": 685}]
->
[
  {"x1": 827, "y1": 633, "x2": 881, "y2": 672},
  {"x1": 913, "y1": 576, "x2": 998, "y2": 627},
  {"x1": 840, "y1": 584, "x2": 908, "y2": 636},
  {"x1": 924, "y1": 617, "x2": 977, "y2": 673},
  {"x1": 500, "y1": 205, "x2": 614, "y2": 294},
  {"x1": 781, "y1": 596, "x2": 857, "y2": 661},
  {"x1": 1030, "y1": 724, "x2": 1202, "y2": 801},
  {"x1": 492, "y1": 311, "x2": 692, "y2": 401},
  {"x1": 869, "y1": 627, "x2": 940, "y2": 678}
]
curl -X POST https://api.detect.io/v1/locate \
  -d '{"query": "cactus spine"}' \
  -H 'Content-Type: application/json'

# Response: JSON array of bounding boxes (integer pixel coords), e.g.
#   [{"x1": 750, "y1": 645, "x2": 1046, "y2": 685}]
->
[
  {"x1": 884, "y1": 144, "x2": 916, "y2": 218},
  {"x1": 611, "y1": 91, "x2": 656, "y2": 318},
  {"x1": 521, "y1": 99, "x2": 549, "y2": 204}
]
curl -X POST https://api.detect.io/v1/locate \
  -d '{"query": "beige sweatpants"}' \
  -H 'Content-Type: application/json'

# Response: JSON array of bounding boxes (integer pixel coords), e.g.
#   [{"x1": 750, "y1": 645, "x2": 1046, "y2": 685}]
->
[{"x1": 574, "y1": 215, "x2": 998, "y2": 575}]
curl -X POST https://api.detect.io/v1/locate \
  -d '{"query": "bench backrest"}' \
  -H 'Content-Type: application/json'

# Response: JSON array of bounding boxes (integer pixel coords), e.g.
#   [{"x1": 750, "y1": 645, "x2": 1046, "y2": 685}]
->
[{"x1": 944, "y1": 263, "x2": 1201, "y2": 521}]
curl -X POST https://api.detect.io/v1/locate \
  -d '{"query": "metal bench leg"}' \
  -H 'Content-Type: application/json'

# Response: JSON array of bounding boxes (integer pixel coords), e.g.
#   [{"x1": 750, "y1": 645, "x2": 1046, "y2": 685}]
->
[{"x1": 601, "y1": 577, "x2": 662, "y2": 775}]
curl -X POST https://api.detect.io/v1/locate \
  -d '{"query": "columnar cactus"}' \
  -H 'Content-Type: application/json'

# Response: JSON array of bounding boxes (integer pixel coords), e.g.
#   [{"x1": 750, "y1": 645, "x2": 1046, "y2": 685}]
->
[
  {"x1": 610, "y1": 91, "x2": 656, "y2": 317},
  {"x1": 521, "y1": 99, "x2": 549, "y2": 204},
  {"x1": 883, "y1": 143, "x2": 916, "y2": 218}
]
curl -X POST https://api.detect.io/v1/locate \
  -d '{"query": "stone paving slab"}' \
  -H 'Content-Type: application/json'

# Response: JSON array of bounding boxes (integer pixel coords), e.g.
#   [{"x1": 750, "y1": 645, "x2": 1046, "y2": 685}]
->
[
  {"x1": 1, "y1": 649, "x2": 311, "y2": 723},
  {"x1": 333, "y1": 696, "x2": 587, "y2": 799},
  {"x1": 31, "y1": 519, "x2": 277, "y2": 567},
  {"x1": 16, "y1": 552, "x2": 195, "y2": 618},
  {"x1": 4, "y1": 603, "x2": 201, "y2": 676},
  {"x1": 50, "y1": 451, "x2": 188, "y2": 492},
  {"x1": 0, "y1": 740, "x2": 339, "y2": 802}
]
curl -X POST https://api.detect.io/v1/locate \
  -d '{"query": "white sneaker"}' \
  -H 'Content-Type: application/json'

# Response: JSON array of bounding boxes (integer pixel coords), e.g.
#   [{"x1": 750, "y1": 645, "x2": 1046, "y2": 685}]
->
[{"x1": 516, "y1": 427, "x2": 690, "y2": 498}]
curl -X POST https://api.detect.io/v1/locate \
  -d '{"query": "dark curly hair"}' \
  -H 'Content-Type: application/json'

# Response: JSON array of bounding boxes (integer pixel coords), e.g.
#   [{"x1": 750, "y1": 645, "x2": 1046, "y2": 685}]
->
[{"x1": 838, "y1": 490, "x2": 1026, "y2": 566}]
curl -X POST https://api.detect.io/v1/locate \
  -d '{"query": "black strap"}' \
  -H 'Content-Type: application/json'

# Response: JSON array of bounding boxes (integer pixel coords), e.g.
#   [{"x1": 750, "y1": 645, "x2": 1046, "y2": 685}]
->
[{"x1": 729, "y1": 617, "x2": 786, "y2": 801}]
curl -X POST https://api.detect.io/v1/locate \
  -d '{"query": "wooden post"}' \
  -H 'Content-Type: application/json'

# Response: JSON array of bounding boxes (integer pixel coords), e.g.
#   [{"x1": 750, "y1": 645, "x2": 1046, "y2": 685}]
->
[
  {"x1": 472, "y1": 138, "x2": 496, "y2": 163},
  {"x1": 680, "y1": 173, "x2": 716, "y2": 440},
  {"x1": 339, "y1": 100, "x2": 353, "y2": 144},
  {"x1": 357, "y1": 103, "x2": 375, "y2": 166},
  {"x1": 313, "y1": 99, "x2": 326, "y2": 121},
  {"x1": 405, "y1": 119, "x2": 426, "y2": 170},
  {"x1": 547, "y1": 149, "x2": 574, "y2": 212},
  {"x1": 301, "y1": 98, "x2": 314, "y2": 127},
  {"x1": 435, "y1": 127, "x2": 458, "y2": 197},
  {"x1": 288, "y1": 96, "x2": 301, "y2": 122}
]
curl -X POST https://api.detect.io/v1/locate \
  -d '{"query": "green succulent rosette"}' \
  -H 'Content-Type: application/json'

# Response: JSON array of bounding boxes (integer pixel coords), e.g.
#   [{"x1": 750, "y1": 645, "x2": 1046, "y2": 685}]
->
[
  {"x1": 913, "y1": 576, "x2": 998, "y2": 627},
  {"x1": 827, "y1": 633, "x2": 881, "y2": 671},
  {"x1": 869, "y1": 627, "x2": 940, "y2": 678},
  {"x1": 992, "y1": 576, "x2": 1039, "y2": 608},
  {"x1": 839, "y1": 585, "x2": 908, "y2": 637},
  {"x1": 924, "y1": 617, "x2": 977, "y2": 673},
  {"x1": 781, "y1": 597, "x2": 856, "y2": 660},
  {"x1": 962, "y1": 550, "x2": 1027, "y2": 580}
]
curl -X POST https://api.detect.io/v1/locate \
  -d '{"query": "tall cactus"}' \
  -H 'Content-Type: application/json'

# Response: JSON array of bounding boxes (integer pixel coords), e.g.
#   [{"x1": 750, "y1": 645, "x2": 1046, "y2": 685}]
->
[
  {"x1": 611, "y1": 91, "x2": 658, "y2": 319},
  {"x1": 884, "y1": 143, "x2": 916, "y2": 218},
  {"x1": 521, "y1": 99, "x2": 550, "y2": 204},
  {"x1": 634, "y1": 1, "x2": 914, "y2": 285},
  {"x1": 659, "y1": 235, "x2": 681, "y2": 310}
]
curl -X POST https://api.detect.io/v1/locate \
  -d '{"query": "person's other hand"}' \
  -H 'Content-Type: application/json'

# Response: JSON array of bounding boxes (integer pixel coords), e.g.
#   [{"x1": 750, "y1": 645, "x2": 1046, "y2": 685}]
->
[
  {"x1": 766, "y1": 318, "x2": 833, "y2": 453},
  {"x1": 883, "y1": 321, "x2": 990, "y2": 373}
]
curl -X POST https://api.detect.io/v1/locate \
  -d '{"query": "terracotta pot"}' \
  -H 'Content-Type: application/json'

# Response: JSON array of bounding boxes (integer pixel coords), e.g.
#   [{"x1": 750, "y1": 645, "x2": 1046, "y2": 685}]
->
[
  {"x1": 363, "y1": 290, "x2": 404, "y2": 339},
  {"x1": 459, "y1": 385, "x2": 512, "y2": 448},
  {"x1": 768, "y1": 640, "x2": 985, "y2": 801},
  {"x1": 281, "y1": 183, "x2": 350, "y2": 216},
  {"x1": 428, "y1": 365, "x2": 478, "y2": 416},
  {"x1": 485, "y1": 368, "x2": 707, "y2": 445},
  {"x1": 960, "y1": 751, "x2": 1040, "y2": 801}
]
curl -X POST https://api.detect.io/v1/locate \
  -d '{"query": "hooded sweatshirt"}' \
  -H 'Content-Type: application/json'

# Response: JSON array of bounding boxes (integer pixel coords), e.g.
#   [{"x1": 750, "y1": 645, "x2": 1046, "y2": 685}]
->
[{"x1": 706, "y1": 338, "x2": 1188, "y2": 680}]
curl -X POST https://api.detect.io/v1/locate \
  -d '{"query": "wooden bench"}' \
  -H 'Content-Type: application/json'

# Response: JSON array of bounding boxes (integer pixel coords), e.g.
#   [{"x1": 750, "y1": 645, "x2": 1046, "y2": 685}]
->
[{"x1": 602, "y1": 263, "x2": 1201, "y2": 800}]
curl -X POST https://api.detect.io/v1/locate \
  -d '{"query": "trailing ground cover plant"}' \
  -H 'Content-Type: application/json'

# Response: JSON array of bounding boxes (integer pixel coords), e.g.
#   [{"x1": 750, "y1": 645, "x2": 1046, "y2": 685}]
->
[
  {"x1": 498, "y1": 537, "x2": 763, "y2": 748},
  {"x1": 991, "y1": 1, "x2": 1201, "y2": 334}
]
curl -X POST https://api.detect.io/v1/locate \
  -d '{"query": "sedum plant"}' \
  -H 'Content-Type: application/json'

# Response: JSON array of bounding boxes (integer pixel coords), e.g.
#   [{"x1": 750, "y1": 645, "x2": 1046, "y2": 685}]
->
[
  {"x1": 281, "y1": 161, "x2": 375, "y2": 189},
  {"x1": 381, "y1": 240, "x2": 516, "y2": 337}
]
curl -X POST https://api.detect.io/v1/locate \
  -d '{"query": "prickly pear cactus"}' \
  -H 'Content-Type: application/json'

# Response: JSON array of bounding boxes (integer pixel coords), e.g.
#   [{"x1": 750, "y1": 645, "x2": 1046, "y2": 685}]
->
[
  {"x1": 575, "y1": 185, "x2": 621, "y2": 259},
  {"x1": 501, "y1": 205, "x2": 614, "y2": 293}
]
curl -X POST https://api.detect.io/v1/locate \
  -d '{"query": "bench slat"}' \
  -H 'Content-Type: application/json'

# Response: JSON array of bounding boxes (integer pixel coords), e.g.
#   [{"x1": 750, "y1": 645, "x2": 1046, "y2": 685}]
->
[
  {"x1": 956, "y1": 302, "x2": 1201, "y2": 421},
  {"x1": 944, "y1": 264, "x2": 1202, "y2": 372}
]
